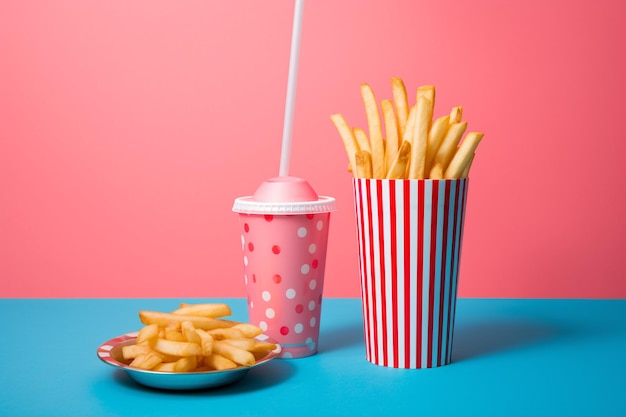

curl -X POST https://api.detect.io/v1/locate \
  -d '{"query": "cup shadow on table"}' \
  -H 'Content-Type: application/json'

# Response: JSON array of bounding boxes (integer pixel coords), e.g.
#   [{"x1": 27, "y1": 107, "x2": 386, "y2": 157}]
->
[
  {"x1": 451, "y1": 319, "x2": 563, "y2": 362},
  {"x1": 318, "y1": 323, "x2": 365, "y2": 353},
  {"x1": 316, "y1": 319, "x2": 564, "y2": 362}
]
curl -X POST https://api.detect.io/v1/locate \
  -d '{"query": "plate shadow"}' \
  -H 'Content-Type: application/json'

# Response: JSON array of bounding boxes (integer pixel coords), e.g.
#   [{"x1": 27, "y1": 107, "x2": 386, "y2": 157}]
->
[{"x1": 108, "y1": 359, "x2": 296, "y2": 395}]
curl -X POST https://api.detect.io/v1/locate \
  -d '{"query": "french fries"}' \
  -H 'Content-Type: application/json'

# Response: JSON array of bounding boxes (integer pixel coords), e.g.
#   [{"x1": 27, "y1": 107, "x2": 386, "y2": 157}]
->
[
  {"x1": 391, "y1": 77, "x2": 409, "y2": 136},
  {"x1": 444, "y1": 132, "x2": 484, "y2": 179},
  {"x1": 360, "y1": 83, "x2": 386, "y2": 178},
  {"x1": 381, "y1": 99, "x2": 400, "y2": 172},
  {"x1": 172, "y1": 303, "x2": 231, "y2": 317},
  {"x1": 330, "y1": 114, "x2": 358, "y2": 173},
  {"x1": 386, "y1": 140, "x2": 411, "y2": 179},
  {"x1": 122, "y1": 303, "x2": 277, "y2": 373},
  {"x1": 139, "y1": 310, "x2": 232, "y2": 330},
  {"x1": 355, "y1": 150, "x2": 373, "y2": 179},
  {"x1": 424, "y1": 115, "x2": 450, "y2": 175},
  {"x1": 331, "y1": 77, "x2": 484, "y2": 179},
  {"x1": 407, "y1": 93, "x2": 433, "y2": 179}
]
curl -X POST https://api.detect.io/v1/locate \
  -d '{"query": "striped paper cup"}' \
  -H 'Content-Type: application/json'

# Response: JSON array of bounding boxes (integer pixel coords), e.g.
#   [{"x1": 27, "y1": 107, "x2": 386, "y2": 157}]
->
[{"x1": 352, "y1": 178, "x2": 469, "y2": 369}]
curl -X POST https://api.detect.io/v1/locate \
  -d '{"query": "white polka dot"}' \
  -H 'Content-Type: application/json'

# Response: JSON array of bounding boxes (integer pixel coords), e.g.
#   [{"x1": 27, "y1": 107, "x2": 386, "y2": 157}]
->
[
  {"x1": 297, "y1": 227, "x2": 308, "y2": 238},
  {"x1": 286, "y1": 288, "x2": 296, "y2": 299},
  {"x1": 294, "y1": 323, "x2": 303, "y2": 333},
  {"x1": 249, "y1": 300, "x2": 254, "y2": 309},
  {"x1": 308, "y1": 300, "x2": 316, "y2": 311},
  {"x1": 244, "y1": 274, "x2": 248, "y2": 285},
  {"x1": 306, "y1": 337, "x2": 315, "y2": 351},
  {"x1": 259, "y1": 321, "x2": 268, "y2": 331},
  {"x1": 262, "y1": 291, "x2": 271, "y2": 301},
  {"x1": 310, "y1": 317, "x2": 317, "y2": 327},
  {"x1": 309, "y1": 279, "x2": 317, "y2": 290},
  {"x1": 241, "y1": 235, "x2": 245, "y2": 249},
  {"x1": 316, "y1": 220, "x2": 323, "y2": 231},
  {"x1": 243, "y1": 256, "x2": 248, "y2": 266},
  {"x1": 309, "y1": 243, "x2": 317, "y2": 254},
  {"x1": 301, "y1": 264, "x2": 310, "y2": 274},
  {"x1": 266, "y1": 308, "x2": 275, "y2": 319}
]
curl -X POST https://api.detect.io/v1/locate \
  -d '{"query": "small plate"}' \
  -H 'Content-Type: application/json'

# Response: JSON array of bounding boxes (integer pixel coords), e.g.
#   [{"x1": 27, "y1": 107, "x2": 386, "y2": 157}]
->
[{"x1": 97, "y1": 332, "x2": 281, "y2": 390}]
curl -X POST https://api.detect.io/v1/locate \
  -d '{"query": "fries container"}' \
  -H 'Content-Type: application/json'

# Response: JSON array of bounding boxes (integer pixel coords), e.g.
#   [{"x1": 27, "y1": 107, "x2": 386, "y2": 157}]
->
[
  {"x1": 233, "y1": 177, "x2": 336, "y2": 358},
  {"x1": 352, "y1": 178, "x2": 469, "y2": 368}
]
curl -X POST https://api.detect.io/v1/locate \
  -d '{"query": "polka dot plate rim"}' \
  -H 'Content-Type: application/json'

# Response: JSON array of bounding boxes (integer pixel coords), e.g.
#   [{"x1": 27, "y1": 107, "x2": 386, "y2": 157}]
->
[{"x1": 97, "y1": 332, "x2": 282, "y2": 390}]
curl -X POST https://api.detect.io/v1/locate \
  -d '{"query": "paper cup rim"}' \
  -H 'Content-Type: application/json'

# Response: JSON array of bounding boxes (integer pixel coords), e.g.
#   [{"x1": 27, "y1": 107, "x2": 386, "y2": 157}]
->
[
  {"x1": 352, "y1": 178, "x2": 469, "y2": 183},
  {"x1": 232, "y1": 196, "x2": 336, "y2": 215}
]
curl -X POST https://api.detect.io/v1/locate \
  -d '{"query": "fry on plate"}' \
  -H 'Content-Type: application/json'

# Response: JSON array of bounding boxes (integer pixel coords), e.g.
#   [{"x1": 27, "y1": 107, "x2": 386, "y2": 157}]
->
[{"x1": 122, "y1": 303, "x2": 277, "y2": 373}]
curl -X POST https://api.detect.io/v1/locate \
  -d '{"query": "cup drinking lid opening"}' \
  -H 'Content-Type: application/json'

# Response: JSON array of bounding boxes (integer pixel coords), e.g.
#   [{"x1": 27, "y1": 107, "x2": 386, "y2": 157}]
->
[{"x1": 232, "y1": 176, "x2": 336, "y2": 214}]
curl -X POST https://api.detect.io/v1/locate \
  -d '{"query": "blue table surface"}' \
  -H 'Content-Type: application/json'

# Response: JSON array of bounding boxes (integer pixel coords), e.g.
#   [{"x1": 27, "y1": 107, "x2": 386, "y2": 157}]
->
[{"x1": 0, "y1": 298, "x2": 624, "y2": 417}]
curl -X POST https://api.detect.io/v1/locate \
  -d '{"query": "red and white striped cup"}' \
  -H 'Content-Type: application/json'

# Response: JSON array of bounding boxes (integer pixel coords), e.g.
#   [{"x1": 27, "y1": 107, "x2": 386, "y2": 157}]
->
[{"x1": 352, "y1": 178, "x2": 469, "y2": 368}]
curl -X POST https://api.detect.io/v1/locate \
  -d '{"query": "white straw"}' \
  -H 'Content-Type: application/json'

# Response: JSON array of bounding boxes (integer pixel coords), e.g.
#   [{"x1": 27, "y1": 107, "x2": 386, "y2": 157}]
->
[{"x1": 279, "y1": 0, "x2": 305, "y2": 177}]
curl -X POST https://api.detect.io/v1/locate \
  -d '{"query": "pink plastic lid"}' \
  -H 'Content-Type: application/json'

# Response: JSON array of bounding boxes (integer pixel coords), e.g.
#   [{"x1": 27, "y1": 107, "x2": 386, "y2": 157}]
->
[{"x1": 232, "y1": 176, "x2": 336, "y2": 215}]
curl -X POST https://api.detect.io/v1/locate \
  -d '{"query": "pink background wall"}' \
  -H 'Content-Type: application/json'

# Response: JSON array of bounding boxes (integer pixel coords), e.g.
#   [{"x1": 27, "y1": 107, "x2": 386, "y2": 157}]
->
[{"x1": 2, "y1": 0, "x2": 625, "y2": 299}]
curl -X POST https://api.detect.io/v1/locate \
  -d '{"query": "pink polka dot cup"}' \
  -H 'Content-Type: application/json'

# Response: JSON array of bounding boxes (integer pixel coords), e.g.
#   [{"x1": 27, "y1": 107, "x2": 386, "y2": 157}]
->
[{"x1": 233, "y1": 177, "x2": 336, "y2": 358}]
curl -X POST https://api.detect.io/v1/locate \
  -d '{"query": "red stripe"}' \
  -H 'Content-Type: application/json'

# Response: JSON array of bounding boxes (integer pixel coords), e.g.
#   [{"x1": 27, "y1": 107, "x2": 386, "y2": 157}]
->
[
  {"x1": 389, "y1": 181, "x2": 399, "y2": 367},
  {"x1": 365, "y1": 180, "x2": 379, "y2": 364},
  {"x1": 356, "y1": 180, "x2": 371, "y2": 361},
  {"x1": 376, "y1": 180, "x2": 388, "y2": 367},
  {"x1": 354, "y1": 181, "x2": 365, "y2": 355},
  {"x1": 437, "y1": 180, "x2": 451, "y2": 366},
  {"x1": 427, "y1": 181, "x2": 439, "y2": 367},
  {"x1": 446, "y1": 180, "x2": 461, "y2": 362},
  {"x1": 416, "y1": 180, "x2": 425, "y2": 368},
  {"x1": 403, "y1": 180, "x2": 411, "y2": 367}
]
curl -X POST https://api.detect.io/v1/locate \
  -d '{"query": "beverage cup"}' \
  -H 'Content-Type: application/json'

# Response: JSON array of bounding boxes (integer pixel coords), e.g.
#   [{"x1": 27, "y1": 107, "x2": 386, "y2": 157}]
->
[
  {"x1": 352, "y1": 178, "x2": 469, "y2": 368},
  {"x1": 233, "y1": 176, "x2": 336, "y2": 358}
]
